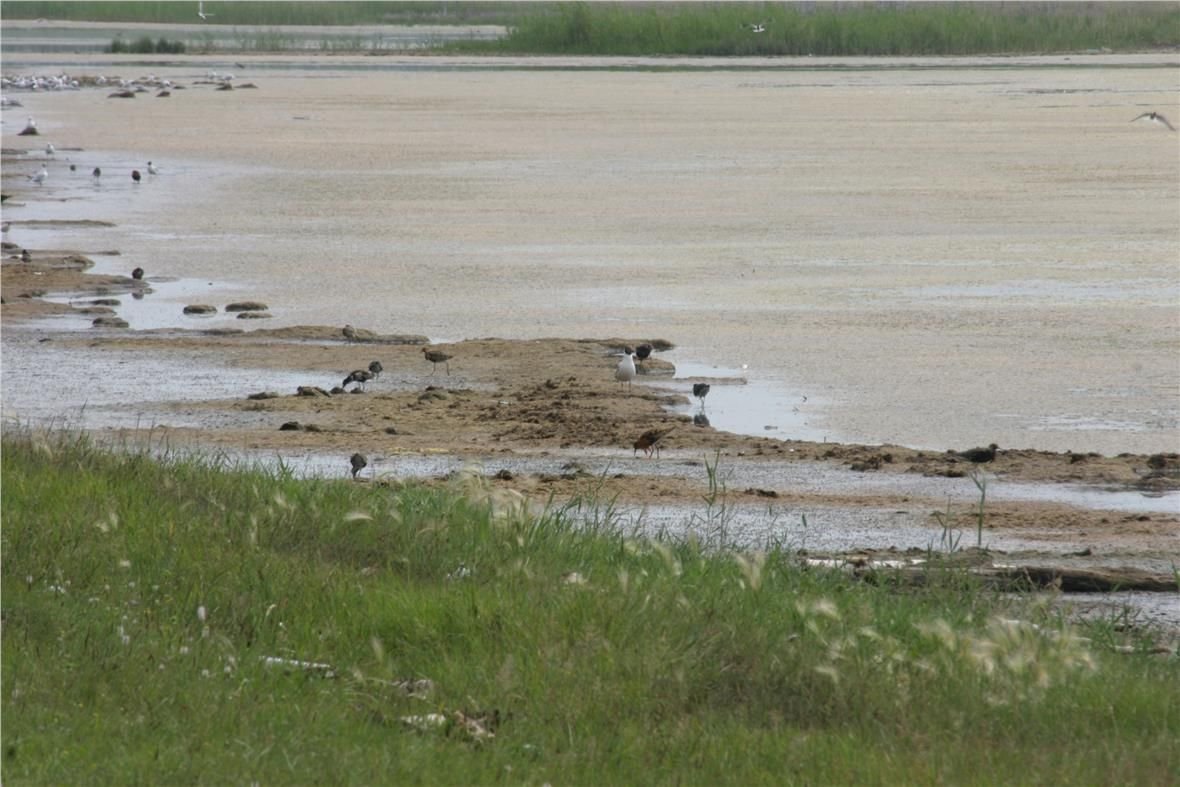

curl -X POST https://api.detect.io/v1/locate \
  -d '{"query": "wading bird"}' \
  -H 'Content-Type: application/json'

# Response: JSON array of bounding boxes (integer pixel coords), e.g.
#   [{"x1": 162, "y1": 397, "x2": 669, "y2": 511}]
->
[
  {"x1": 343, "y1": 369, "x2": 373, "y2": 391},
  {"x1": 634, "y1": 426, "x2": 676, "y2": 459},
  {"x1": 92, "y1": 166, "x2": 101, "y2": 182},
  {"x1": 422, "y1": 347, "x2": 453, "y2": 375},
  {"x1": 131, "y1": 169, "x2": 141, "y2": 183},
  {"x1": 368, "y1": 360, "x2": 383, "y2": 379},
  {"x1": 692, "y1": 382, "x2": 710, "y2": 408},
  {"x1": 350, "y1": 452, "x2": 367, "y2": 479}
]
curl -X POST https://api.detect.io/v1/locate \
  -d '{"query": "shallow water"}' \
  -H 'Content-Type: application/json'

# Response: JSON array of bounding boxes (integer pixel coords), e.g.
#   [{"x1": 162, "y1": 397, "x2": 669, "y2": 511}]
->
[{"x1": 3, "y1": 52, "x2": 1178, "y2": 459}]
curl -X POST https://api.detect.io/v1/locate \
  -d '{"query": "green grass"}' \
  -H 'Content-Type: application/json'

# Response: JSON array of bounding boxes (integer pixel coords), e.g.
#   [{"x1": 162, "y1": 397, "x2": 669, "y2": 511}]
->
[
  {"x1": 3, "y1": 430, "x2": 1178, "y2": 784},
  {"x1": 7, "y1": 2, "x2": 1179, "y2": 55},
  {"x1": 461, "y1": 2, "x2": 1180, "y2": 57}
]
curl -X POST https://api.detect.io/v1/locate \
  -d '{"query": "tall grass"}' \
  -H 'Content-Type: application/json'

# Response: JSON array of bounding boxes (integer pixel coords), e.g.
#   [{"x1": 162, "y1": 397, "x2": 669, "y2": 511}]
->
[
  {"x1": 3, "y1": 430, "x2": 1177, "y2": 783},
  {"x1": 462, "y1": 1, "x2": 1180, "y2": 56}
]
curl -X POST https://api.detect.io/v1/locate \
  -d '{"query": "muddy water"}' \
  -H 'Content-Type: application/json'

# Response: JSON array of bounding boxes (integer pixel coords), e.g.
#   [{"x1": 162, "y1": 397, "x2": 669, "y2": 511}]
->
[{"x1": 2, "y1": 53, "x2": 1178, "y2": 456}]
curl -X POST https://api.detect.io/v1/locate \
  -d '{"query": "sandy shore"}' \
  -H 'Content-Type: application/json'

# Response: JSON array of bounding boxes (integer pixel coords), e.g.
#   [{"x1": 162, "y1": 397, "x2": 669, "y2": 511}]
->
[{"x1": 5, "y1": 248, "x2": 1178, "y2": 560}]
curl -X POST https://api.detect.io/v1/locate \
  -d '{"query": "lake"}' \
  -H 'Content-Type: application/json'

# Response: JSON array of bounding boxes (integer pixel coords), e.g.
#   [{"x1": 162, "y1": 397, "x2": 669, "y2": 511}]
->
[{"x1": 2, "y1": 51, "x2": 1178, "y2": 455}]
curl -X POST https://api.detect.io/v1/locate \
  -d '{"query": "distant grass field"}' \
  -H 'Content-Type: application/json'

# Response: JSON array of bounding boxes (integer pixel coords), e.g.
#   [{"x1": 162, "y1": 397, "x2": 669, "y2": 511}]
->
[
  {"x1": 464, "y1": 1, "x2": 1180, "y2": 56},
  {"x1": 3, "y1": 430, "x2": 1178, "y2": 783},
  {"x1": 5, "y1": 2, "x2": 1178, "y2": 55}
]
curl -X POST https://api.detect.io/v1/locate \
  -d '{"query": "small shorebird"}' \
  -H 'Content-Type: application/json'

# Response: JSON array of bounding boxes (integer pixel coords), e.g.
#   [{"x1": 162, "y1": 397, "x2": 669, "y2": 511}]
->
[
  {"x1": 131, "y1": 169, "x2": 142, "y2": 183},
  {"x1": 92, "y1": 166, "x2": 101, "y2": 182},
  {"x1": 350, "y1": 452, "x2": 367, "y2": 479},
  {"x1": 147, "y1": 161, "x2": 159, "y2": 175},
  {"x1": 342, "y1": 324, "x2": 358, "y2": 343},
  {"x1": 1131, "y1": 111, "x2": 1176, "y2": 131},
  {"x1": 692, "y1": 382, "x2": 711, "y2": 408},
  {"x1": 29, "y1": 165, "x2": 48, "y2": 186},
  {"x1": 634, "y1": 426, "x2": 676, "y2": 459},
  {"x1": 422, "y1": 347, "x2": 453, "y2": 375},
  {"x1": 952, "y1": 443, "x2": 999, "y2": 464},
  {"x1": 368, "y1": 360, "x2": 383, "y2": 379},
  {"x1": 634, "y1": 343, "x2": 653, "y2": 361},
  {"x1": 131, "y1": 267, "x2": 144, "y2": 280},
  {"x1": 343, "y1": 369, "x2": 373, "y2": 391},
  {"x1": 20, "y1": 249, "x2": 31, "y2": 263},
  {"x1": 615, "y1": 352, "x2": 637, "y2": 391},
  {"x1": 44, "y1": 142, "x2": 55, "y2": 157}
]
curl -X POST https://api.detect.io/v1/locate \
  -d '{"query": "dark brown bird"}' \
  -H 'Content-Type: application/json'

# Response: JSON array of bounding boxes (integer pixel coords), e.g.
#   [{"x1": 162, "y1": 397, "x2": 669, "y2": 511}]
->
[
  {"x1": 20, "y1": 249, "x2": 31, "y2": 263},
  {"x1": 342, "y1": 324, "x2": 357, "y2": 343},
  {"x1": 634, "y1": 343, "x2": 653, "y2": 361},
  {"x1": 350, "y1": 452, "x2": 367, "y2": 479},
  {"x1": 131, "y1": 169, "x2": 141, "y2": 183},
  {"x1": 422, "y1": 347, "x2": 453, "y2": 375},
  {"x1": 633, "y1": 426, "x2": 676, "y2": 459},
  {"x1": 953, "y1": 443, "x2": 999, "y2": 463},
  {"x1": 131, "y1": 267, "x2": 144, "y2": 280},
  {"x1": 692, "y1": 383, "x2": 711, "y2": 407},
  {"x1": 368, "y1": 360, "x2": 383, "y2": 379},
  {"x1": 343, "y1": 369, "x2": 373, "y2": 391}
]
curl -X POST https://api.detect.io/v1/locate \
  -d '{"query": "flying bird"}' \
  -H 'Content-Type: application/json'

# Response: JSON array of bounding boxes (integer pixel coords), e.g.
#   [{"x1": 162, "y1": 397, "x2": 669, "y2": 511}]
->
[
  {"x1": 198, "y1": 1, "x2": 215, "y2": 20},
  {"x1": 1131, "y1": 111, "x2": 1176, "y2": 131},
  {"x1": 952, "y1": 443, "x2": 999, "y2": 464},
  {"x1": 615, "y1": 351, "x2": 637, "y2": 391},
  {"x1": 422, "y1": 347, "x2": 453, "y2": 375},
  {"x1": 350, "y1": 452, "x2": 367, "y2": 479},
  {"x1": 633, "y1": 426, "x2": 676, "y2": 459}
]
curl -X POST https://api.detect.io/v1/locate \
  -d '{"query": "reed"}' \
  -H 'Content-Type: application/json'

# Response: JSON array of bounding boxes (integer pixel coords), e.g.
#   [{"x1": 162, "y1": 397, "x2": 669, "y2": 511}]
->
[{"x1": 3, "y1": 429, "x2": 1177, "y2": 783}]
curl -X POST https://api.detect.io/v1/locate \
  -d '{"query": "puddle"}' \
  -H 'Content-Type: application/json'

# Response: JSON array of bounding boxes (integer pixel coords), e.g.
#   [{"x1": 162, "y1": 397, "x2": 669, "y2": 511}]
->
[{"x1": 657, "y1": 359, "x2": 834, "y2": 443}]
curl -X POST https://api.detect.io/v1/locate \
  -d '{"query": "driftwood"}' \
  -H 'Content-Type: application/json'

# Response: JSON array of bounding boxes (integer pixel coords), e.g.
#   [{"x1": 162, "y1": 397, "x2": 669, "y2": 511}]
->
[{"x1": 857, "y1": 563, "x2": 1177, "y2": 593}]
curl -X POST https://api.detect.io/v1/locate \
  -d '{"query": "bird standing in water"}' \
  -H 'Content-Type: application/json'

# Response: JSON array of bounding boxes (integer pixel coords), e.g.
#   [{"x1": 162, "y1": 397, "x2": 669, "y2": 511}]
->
[
  {"x1": 692, "y1": 383, "x2": 711, "y2": 409},
  {"x1": 350, "y1": 453, "x2": 367, "y2": 479},
  {"x1": 343, "y1": 369, "x2": 373, "y2": 391},
  {"x1": 615, "y1": 352, "x2": 637, "y2": 391},
  {"x1": 131, "y1": 169, "x2": 141, "y2": 183}
]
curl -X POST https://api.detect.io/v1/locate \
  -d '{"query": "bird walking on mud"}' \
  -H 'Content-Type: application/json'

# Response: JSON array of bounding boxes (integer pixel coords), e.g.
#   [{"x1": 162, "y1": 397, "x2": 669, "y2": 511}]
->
[
  {"x1": 342, "y1": 324, "x2": 358, "y2": 343},
  {"x1": 634, "y1": 426, "x2": 676, "y2": 459},
  {"x1": 368, "y1": 360, "x2": 383, "y2": 379},
  {"x1": 422, "y1": 347, "x2": 453, "y2": 375},
  {"x1": 615, "y1": 351, "x2": 637, "y2": 391},
  {"x1": 343, "y1": 369, "x2": 373, "y2": 391},
  {"x1": 1131, "y1": 111, "x2": 1176, "y2": 131},
  {"x1": 952, "y1": 443, "x2": 998, "y2": 464},
  {"x1": 350, "y1": 452, "x2": 367, "y2": 479}
]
